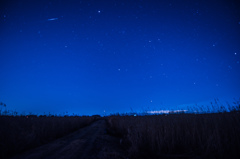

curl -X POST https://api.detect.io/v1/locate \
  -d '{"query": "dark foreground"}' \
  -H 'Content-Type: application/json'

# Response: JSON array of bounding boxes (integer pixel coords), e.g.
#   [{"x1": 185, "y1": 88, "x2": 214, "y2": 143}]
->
[
  {"x1": 108, "y1": 112, "x2": 240, "y2": 159},
  {"x1": 1, "y1": 111, "x2": 240, "y2": 159},
  {"x1": 11, "y1": 120, "x2": 126, "y2": 159}
]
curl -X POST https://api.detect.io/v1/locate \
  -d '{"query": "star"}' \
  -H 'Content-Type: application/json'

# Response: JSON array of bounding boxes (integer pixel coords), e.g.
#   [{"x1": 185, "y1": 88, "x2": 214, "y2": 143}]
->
[{"x1": 98, "y1": 10, "x2": 101, "y2": 13}]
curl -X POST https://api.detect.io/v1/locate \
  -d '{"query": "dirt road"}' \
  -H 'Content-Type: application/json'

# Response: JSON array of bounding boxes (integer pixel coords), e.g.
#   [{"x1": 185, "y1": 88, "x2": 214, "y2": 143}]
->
[{"x1": 11, "y1": 120, "x2": 127, "y2": 159}]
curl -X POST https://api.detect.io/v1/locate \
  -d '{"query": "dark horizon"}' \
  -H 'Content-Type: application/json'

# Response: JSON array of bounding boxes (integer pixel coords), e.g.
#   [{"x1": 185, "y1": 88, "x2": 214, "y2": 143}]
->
[{"x1": 0, "y1": 0, "x2": 240, "y2": 115}]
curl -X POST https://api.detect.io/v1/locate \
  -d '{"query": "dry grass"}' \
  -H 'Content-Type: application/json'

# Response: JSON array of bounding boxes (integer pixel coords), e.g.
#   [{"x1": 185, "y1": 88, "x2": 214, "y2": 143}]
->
[
  {"x1": 107, "y1": 112, "x2": 240, "y2": 159},
  {"x1": 0, "y1": 115, "x2": 95, "y2": 158}
]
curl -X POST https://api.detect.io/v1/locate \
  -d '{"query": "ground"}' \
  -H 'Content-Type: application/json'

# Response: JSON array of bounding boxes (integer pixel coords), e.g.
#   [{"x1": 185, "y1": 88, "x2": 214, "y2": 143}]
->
[{"x1": 11, "y1": 120, "x2": 127, "y2": 159}]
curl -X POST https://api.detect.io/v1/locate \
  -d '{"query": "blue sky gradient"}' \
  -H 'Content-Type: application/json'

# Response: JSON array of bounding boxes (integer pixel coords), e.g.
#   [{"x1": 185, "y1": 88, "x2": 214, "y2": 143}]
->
[{"x1": 0, "y1": 0, "x2": 240, "y2": 115}]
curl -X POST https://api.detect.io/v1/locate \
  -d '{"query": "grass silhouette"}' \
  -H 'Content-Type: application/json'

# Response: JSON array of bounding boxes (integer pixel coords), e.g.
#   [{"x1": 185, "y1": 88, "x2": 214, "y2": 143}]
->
[
  {"x1": 1, "y1": 99, "x2": 240, "y2": 159},
  {"x1": 107, "y1": 100, "x2": 240, "y2": 159}
]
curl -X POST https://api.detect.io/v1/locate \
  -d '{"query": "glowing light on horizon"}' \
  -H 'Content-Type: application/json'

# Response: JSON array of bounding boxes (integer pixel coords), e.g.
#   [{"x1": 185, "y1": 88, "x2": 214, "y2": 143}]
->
[{"x1": 147, "y1": 110, "x2": 188, "y2": 114}]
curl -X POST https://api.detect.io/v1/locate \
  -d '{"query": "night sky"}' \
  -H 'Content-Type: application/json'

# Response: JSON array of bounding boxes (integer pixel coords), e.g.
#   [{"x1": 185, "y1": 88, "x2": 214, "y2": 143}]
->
[{"x1": 0, "y1": 0, "x2": 240, "y2": 115}]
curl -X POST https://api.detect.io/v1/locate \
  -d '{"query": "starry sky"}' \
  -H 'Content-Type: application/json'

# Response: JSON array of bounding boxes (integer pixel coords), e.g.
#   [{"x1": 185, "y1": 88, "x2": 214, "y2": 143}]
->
[{"x1": 0, "y1": 0, "x2": 240, "y2": 115}]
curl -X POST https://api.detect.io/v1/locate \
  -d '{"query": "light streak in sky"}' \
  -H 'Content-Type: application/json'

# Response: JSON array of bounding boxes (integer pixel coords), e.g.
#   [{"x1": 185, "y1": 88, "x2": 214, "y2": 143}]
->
[{"x1": 47, "y1": 18, "x2": 58, "y2": 21}]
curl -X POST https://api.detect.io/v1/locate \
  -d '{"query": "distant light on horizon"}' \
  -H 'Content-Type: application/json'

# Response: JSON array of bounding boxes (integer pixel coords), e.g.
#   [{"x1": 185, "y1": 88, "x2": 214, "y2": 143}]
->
[{"x1": 147, "y1": 110, "x2": 188, "y2": 114}]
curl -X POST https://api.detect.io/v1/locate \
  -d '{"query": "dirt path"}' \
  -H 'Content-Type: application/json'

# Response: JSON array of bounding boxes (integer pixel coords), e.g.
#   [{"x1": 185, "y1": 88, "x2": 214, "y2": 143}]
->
[{"x1": 11, "y1": 120, "x2": 127, "y2": 159}]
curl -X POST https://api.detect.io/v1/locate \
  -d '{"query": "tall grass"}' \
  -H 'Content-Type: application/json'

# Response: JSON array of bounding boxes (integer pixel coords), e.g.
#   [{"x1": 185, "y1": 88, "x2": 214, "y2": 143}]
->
[
  {"x1": 107, "y1": 110, "x2": 240, "y2": 158},
  {"x1": 0, "y1": 115, "x2": 95, "y2": 158}
]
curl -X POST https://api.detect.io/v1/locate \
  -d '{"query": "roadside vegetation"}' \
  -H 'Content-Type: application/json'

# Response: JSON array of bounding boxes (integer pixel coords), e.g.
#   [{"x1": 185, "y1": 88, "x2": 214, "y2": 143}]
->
[
  {"x1": 0, "y1": 114, "x2": 96, "y2": 159},
  {"x1": 1, "y1": 98, "x2": 239, "y2": 159},
  {"x1": 107, "y1": 99, "x2": 240, "y2": 159}
]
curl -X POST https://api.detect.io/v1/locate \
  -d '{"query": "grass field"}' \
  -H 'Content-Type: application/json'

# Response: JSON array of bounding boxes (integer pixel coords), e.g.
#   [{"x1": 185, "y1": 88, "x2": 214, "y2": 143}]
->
[
  {"x1": 107, "y1": 111, "x2": 240, "y2": 159},
  {"x1": 1, "y1": 99, "x2": 239, "y2": 159}
]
